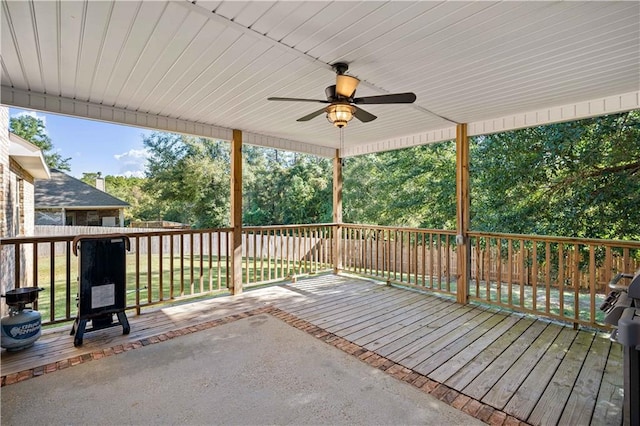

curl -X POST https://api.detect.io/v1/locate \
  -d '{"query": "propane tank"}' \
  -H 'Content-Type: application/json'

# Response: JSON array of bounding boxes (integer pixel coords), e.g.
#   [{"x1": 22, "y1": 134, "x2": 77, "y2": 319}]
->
[{"x1": 1, "y1": 308, "x2": 42, "y2": 351}]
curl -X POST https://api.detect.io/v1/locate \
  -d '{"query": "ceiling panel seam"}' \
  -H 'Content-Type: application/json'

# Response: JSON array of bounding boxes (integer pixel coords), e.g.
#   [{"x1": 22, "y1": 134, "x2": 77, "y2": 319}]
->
[
  {"x1": 183, "y1": 0, "x2": 444, "y2": 122},
  {"x1": 2, "y1": 1, "x2": 31, "y2": 90}
]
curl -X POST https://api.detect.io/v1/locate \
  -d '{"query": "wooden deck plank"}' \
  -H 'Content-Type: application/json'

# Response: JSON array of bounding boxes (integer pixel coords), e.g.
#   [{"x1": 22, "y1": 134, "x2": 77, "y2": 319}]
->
[
  {"x1": 443, "y1": 318, "x2": 535, "y2": 390},
  {"x1": 402, "y1": 309, "x2": 496, "y2": 369},
  {"x1": 291, "y1": 287, "x2": 406, "y2": 320},
  {"x1": 428, "y1": 313, "x2": 522, "y2": 384},
  {"x1": 320, "y1": 293, "x2": 429, "y2": 332},
  {"x1": 502, "y1": 327, "x2": 578, "y2": 420},
  {"x1": 311, "y1": 292, "x2": 423, "y2": 327},
  {"x1": 559, "y1": 333, "x2": 612, "y2": 425},
  {"x1": 355, "y1": 299, "x2": 458, "y2": 347},
  {"x1": 279, "y1": 285, "x2": 385, "y2": 316},
  {"x1": 462, "y1": 320, "x2": 549, "y2": 400},
  {"x1": 412, "y1": 311, "x2": 509, "y2": 376},
  {"x1": 527, "y1": 330, "x2": 595, "y2": 426},
  {"x1": 338, "y1": 297, "x2": 441, "y2": 340},
  {"x1": 374, "y1": 305, "x2": 474, "y2": 358},
  {"x1": 591, "y1": 341, "x2": 624, "y2": 426},
  {"x1": 390, "y1": 307, "x2": 489, "y2": 363},
  {"x1": 480, "y1": 323, "x2": 563, "y2": 409}
]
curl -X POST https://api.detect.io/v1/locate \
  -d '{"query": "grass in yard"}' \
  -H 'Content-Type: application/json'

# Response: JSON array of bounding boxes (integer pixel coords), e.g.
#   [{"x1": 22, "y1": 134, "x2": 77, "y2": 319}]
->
[{"x1": 34, "y1": 254, "x2": 331, "y2": 324}]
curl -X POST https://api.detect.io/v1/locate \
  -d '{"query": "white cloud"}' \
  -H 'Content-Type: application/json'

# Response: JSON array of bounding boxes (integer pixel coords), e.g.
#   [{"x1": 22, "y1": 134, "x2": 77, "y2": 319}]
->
[
  {"x1": 121, "y1": 170, "x2": 146, "y2": 178},
  {"x1": 114, "y1": 148, "x2": 150, "y2": 177},
  {"x1": 114, "y1": 148, "x2": 149, "y2": 161}
]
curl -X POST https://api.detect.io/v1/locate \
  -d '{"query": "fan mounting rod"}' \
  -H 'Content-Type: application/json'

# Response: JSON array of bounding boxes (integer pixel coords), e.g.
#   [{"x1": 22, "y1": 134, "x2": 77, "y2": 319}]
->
[{"x1": 332, "y1": 62, "x2": 349, "y2": 75}]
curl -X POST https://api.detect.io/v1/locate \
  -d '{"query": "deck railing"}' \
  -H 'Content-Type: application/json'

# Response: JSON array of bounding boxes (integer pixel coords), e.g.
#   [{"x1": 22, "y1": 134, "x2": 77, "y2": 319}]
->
[
  {"x1": 0, "y1": 225, "x2": 334, "y2": 325},
  {"x1": 2, "y1": 224, "x2": 639, "y2": 329},
  {"x1": 468, "y1": 232, "x2": 640, "y2": 328},
  {"x1": 339, "y1": 224, "x2": 458, "y2": 297},
  {"x1": 242, "y1": 224, "x2": 334, "y2": 285}
]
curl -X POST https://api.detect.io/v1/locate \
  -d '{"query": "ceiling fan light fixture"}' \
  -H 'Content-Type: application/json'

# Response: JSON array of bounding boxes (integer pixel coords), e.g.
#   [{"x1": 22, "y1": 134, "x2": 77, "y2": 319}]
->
[{"x1": 326, "y1": 104, "x2": 355, "y2": 128}]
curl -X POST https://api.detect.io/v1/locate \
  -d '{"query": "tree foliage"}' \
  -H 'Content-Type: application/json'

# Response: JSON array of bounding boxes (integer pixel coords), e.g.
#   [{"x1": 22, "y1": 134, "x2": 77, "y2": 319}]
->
[
  {"x1": 243, "y1": 147, "x2": 332, "y2": 225},
  {"x1": 471, "y1": 110, "x2": 640, "y2": 240},
  {"x1": 143, "y1": 132, "x2": 231, "y2": 228},
  {"x1": 343, "y1": 142, "x2": 457, "y2": 229},
  {"x1": 72, "y1": 110, "x2": 639, "y2": 241},
  {"x1": 344, "y1": 110, "x2": 640, "y2": 240},
  {"x1": 81, "y1": 172, "x2": 151, "y2": 225},
  {"x1": 9, "y1": 115, "x2": 71, "y2": 171}
]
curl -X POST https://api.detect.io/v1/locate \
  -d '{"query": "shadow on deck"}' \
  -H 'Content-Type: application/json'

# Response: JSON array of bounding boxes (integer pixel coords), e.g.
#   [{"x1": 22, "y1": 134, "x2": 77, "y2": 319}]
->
[{"x1": 1, "y1": 274, "x2": 622, "y2": 425}]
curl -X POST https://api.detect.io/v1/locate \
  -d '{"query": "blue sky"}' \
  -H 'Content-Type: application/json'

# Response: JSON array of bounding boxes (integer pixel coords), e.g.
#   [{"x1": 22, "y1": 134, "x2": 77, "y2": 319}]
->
[{"x1": 10, "y1": 108, "x2": 154, "y2": 178}]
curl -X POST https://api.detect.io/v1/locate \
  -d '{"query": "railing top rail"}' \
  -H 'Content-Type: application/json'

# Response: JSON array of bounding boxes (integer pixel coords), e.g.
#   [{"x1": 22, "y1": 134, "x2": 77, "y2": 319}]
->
[
  {"x1": 468, "y1": 230, "x2": 640, "y2": 248},
  {"x1": 342, "y1": 223, "x2": 458, "y2": 235},
  {"x1": 0, "y1": 227, "x2": 234, "y2": 245},
  {"x1": 242, "y1": 223, "x2": 337, "y2": 232}
]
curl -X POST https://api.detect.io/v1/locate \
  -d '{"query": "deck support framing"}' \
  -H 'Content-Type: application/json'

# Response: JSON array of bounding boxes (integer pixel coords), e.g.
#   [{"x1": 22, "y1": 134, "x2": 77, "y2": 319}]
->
[
  {"x1": 231, "y1": 129, "x2": 243, "y2": 295},
  {"x1": 456, "y1": 123, "x2": 471, "y2": 304}
]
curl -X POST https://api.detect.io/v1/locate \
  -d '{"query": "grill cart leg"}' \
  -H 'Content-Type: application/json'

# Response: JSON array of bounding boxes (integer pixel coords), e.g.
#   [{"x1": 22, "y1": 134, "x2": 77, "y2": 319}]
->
[
  {"x1": 117, "y1": 312, "x2": 130, "y2": 335},
  {"x1": 70, "y1": 318, "x2": 87, "y2": 347}
]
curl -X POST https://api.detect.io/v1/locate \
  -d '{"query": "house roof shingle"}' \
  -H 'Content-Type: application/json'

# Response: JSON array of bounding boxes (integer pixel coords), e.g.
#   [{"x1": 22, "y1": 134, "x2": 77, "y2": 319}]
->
[{"x1": 35, "y1": 169, "x2": 129, "y2": 209}]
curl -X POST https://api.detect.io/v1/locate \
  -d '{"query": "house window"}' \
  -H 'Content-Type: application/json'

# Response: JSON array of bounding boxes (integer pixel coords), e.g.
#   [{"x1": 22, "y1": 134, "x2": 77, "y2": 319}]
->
[{"x1": 65, "y1": 212, "x2": 76, "y2": 226}]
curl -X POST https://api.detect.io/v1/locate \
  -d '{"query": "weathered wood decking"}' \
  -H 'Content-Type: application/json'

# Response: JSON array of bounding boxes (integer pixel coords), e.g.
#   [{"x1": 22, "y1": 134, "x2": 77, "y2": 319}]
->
[{"x1": 1, "y1": 274, "x2": 622, "y2": 425}]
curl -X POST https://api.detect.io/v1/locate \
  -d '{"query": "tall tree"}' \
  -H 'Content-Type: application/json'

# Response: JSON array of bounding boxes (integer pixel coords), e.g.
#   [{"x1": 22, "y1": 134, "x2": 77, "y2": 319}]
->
[
  {"x1": 343, "y1": 142, "x2": 457, "y2": 229},
  {"x1": 471, "y1": 110, "x2": 640, "y2": 240},
  {"x1": 9, "y1": 115, "x2": 71, "y2": 171},
  {"x1": 81, "y1": 172, "x2": 153, "y2": 225},
  {"x1": 144, "y1": 132, "x2": 230, "y2": 228}
]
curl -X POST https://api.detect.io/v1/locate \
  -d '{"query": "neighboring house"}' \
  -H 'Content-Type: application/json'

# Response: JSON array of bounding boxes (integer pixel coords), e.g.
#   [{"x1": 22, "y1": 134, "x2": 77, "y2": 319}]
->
[
  {"x1": 0, "y1": 105, "x2": 51, "y2": 312},
  {"x1": 35, "y1": 169, "x2": 129, "y2": 227}
]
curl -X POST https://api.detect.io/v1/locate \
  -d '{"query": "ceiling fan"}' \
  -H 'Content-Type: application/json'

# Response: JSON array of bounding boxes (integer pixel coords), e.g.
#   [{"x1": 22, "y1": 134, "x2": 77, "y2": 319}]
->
[{"x1": 267, "y1": 63, "x2": 417, "y2": 128}]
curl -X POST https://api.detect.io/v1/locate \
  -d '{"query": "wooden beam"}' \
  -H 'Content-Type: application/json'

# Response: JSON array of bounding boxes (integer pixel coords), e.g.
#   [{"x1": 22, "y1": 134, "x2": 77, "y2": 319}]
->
[
  {"x1": 230, "y1": 129, "x2": 243, "y2": 295},
  {"x1": 456, "y1": 123, "x2": 470, "y2": 304},
  {"x1": 333, "y1": 150, "x2": 343, "y2": 274}
]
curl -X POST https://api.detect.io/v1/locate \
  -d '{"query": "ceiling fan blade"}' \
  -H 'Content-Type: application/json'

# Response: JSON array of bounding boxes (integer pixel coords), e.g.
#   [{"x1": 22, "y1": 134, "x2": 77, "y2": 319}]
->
[
  {"x1": 353, "y1": 92, "x2": 417, "y2": 104},
  {"x1": 268, "y1": 97, "x2": 329, "y2": 103},
  {"x1": 296, "y1": 107, "x2": 327, "y2": 122},
  {"x1": 353, "y1": 105, "x2": 377, "y2": 123},
  {"x1": 336, "y1": 75, "x2": 360, "y2": 98}
]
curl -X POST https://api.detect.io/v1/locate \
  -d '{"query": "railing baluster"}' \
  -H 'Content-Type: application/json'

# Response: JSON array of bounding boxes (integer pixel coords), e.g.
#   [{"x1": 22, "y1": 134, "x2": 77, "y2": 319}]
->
[
  {"x1": 180, "y1": 234, "x2": 185, "y2": 296},
  {"x1": 217, "y1": 230, "x2": 222, "y2": 290},
  {"x1": 65, "y1": 241, "x2": 72, "y2": 320},
  {"x1": 200, "y1": 232, "x2": 204, "y2": 293},
  {"x1": 573, "y1": 243, "x2": 580, "y2": 328},
  {"x1": 159, "y1": 235, "x2": 164, "y2": 301},
  {"x1": 589, "y1": 245, "x2": 596, "y2": 325},
  {"x1": 259, "y1": 229, "x2": 265, "y2": 281},
  {"x1": 147, "y1": 235, "x2": 152, "y2": 304},
  {"x1": 170, "y1": 235, "x2": 175, "y2": 299},
  {"x1": 135, "y1": 237, "x2": 140, "y2": 315},
  {"x1": 558, "y1": 243, "x2": 565, "y2": 319},
  {"x1": 445, "y1": 234, "x2": 451, "y2": 292},
  {"x1": 545, "y1": 242, "x2": 551, "y2": 314},
  {"x1": 532, "y1": 240, "x2": 538, "y2": 311},
  {"x1": 190, "y1": 233, "x2": 195, "y2": 294},
  {"x1": 208, "y1": 231, "x2": 213, "y2": 292},
  {"x1": 49, "y1": 242, "x2": 55, "y2": 322}
]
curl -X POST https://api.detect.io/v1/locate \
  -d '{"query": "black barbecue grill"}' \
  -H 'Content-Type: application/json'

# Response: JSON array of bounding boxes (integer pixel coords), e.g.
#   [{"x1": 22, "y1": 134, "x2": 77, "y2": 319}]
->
[
  {"x1": 600, "y1": 269, "x2": 640, "y2": 426},
  {"x1": 70, "y1": 234, "x2": 131, "y2": 347}
]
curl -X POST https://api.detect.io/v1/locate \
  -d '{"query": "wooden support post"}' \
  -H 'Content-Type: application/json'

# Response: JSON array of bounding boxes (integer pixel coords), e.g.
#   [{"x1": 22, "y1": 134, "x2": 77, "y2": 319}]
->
[
  {"x1": 230, "y1": 129, "x2": 243, "y2": 295},
  {"x1": 333, "y1": 150, "x2": 343, "y2": 274},
  {"x1": 456, "y1": 123, "x2": 471, "y2": 304}
]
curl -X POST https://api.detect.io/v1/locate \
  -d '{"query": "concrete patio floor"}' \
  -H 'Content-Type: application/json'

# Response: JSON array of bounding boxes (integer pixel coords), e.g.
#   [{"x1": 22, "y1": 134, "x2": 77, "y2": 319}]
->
[{"x1": 1, "y1": 312, "x2": 481, "y2": 425}]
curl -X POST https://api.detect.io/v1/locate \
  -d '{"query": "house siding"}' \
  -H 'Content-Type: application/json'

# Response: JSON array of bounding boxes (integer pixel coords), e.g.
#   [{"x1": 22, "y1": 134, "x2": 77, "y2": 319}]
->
[{"x1": 0, "y1": 106, "x2": 36, "y2": 315}]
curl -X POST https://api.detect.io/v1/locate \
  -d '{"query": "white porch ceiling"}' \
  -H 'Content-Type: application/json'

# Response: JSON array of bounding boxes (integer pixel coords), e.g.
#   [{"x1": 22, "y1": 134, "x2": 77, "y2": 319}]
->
[{"x1": 1, "y1": 1, "x2": 639, "y2": 157}]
